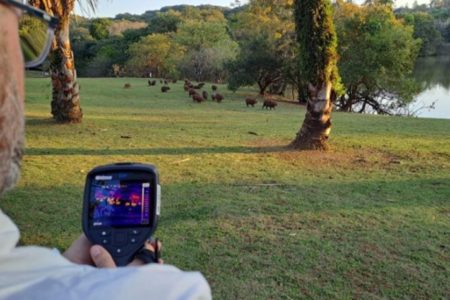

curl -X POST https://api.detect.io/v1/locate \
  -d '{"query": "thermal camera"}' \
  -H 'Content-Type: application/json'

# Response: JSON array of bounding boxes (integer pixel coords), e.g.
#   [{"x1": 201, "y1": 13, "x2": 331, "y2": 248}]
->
[{"x1": 82, "y1": 163, "x2": 160, "y2": 266}]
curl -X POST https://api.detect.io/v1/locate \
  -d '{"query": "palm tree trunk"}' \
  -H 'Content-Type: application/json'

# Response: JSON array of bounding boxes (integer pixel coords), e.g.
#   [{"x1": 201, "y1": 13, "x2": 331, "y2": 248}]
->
[
  {"x1": 49, "y1": 18, "x2": 82, "y2": 123},
  {"x1": 291, "y1": 82, "x2": 332, "y2": 150},
  {"x1": 30, "y1": 0, "x2": 83, "y2": 123}
]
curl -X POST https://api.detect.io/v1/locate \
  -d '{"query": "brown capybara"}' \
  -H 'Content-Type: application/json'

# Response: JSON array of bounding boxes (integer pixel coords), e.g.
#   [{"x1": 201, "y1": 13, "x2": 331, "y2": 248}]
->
[
  {"x1": 164, "y1": 80, "x2": 168, "y2": 85},
  {"x1": 124, "y1": 83, "x2": 131, "y2": 89},
  {"x1": 198, "y1": 82, "x2": 205, "y2": 88},
  {"x1": 189, "y1": 88, "x2": 197, "y2": 96},
  {"x1": 148, "y1": 80, "x2": 152, "y2": 86},
  {"x1": 213, "y1": 93, "x2": 224, "y2": 103},
  {"x1": 192, "y1": 94, "x2": 204, "y2": 103},
  {"x1": 184, "y1": 85, "x2": 189, "y2": 92},
  {"x1": 262, "y1": 99, "x2": 278, "y2": 110},
  {"x1": 202, "y1": 91, "x2": 208, "y2": 100},
  {"x1": 245, "y1": 97, "x2": 257, "y2": 107},
  {"x1": 161, "y1": 86, "x2": 170, "y2": 93},
  {"x1": 211, "y1": 85, "x2": 218, "y2": 91}
]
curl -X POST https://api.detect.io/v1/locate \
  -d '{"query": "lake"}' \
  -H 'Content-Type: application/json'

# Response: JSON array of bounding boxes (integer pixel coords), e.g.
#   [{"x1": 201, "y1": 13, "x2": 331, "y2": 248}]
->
[{"x1": 411, "y1": 56, "x2": 450, "y2": 119}]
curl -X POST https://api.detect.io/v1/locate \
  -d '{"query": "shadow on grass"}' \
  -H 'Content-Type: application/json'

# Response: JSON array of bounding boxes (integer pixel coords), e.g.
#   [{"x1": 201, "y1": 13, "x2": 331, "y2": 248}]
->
[
  {"x1": 4, "y1": 177, "x2": 449, "y2": 230},
  {"x1": 26, "y1": 145, "x2": 290, "y2": 156},
  {"x1": 26, "y1": 118, "x2": 57, "y2": 126}
]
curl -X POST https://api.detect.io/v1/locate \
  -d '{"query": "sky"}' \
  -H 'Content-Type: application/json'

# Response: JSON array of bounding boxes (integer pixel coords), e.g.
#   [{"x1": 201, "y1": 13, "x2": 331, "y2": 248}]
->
[{"x1": 75, "y1": 0, "x2": 432, "y2": 18}]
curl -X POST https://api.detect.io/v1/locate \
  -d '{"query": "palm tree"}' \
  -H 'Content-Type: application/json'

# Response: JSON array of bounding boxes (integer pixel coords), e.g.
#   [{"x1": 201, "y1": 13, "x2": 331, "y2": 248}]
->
[
  {"x1": 30, "y1": 0, "x2": 97, "y2": 123},
  {"x1": 291, "y1": 0, "x2": 342, "y2": 150}
]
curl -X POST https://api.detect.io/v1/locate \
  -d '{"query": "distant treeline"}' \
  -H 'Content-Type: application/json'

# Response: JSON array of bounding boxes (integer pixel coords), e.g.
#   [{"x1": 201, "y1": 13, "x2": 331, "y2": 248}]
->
[
  {"x1": 67, "y1": 0, "x2": 449, "y2": 114},
  {"x1": 396, "y1": 0, "x2": 450, "y2": 56}
]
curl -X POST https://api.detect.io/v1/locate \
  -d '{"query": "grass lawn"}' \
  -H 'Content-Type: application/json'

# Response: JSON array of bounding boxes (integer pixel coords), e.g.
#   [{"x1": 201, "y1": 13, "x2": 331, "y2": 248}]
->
[{"x1": 2, "y1": 77, "x2": 450, "y2": 299}]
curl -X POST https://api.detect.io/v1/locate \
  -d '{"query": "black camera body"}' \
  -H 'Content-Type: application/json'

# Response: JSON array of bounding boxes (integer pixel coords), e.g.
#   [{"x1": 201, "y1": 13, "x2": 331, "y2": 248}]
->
[{"x1": 82, "y1": 163, "x2": 160, "y2": 266}]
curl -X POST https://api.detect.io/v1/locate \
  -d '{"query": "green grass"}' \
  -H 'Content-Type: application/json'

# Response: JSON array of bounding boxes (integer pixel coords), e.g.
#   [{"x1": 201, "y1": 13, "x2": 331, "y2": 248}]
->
[{"x1": 3, "y1": 77, "x2": 450, "y2": 299}]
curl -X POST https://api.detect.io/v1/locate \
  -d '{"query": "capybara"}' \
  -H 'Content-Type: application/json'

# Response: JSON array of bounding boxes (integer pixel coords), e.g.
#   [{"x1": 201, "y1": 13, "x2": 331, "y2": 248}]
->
[
  {"x1": 161, "y1": 86, "x2": 170, "y2": 93},
  {"x1": 124, "y1": 83, "x2": 131, "y2": 89},
  {"x1": 189, "y1": 88, "x2": 197, "y2": 96},
  {"x1": 211, "y1": 85, "x2": 218, "y2": 91},
  {"x1": 192, "y1": 94, "x2": 204, "y2": 103},
  {"x1": 245, "y1": 97, "x2": 257, "y2": 107},
  {"x1": 213, "y1": 93, "x2": 224, "y2": 103},
  {"x1": 202, "y1": 91, "x2": 208, "y2": 100},
  {"x1": 262, "y1": 99, "x2": 278, "y2": 110}
]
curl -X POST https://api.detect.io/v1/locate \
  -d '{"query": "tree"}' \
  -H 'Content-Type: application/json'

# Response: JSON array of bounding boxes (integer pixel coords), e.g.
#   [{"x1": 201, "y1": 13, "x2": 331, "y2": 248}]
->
[
  {"x1": 149, "y1": 10, "x2": 183, "y2": 34},
  {"x1": 445, "y1": 23, "x2": 450, "y2": 42},
  {"x1": 291, "y1": 0, "x2": 343, "y2": 150},
  {"x1": 89, "y1": 18, "x2": 112, "y2": 40},
  {"x1": 227, "y1": 35, "x2": 283, "y2": 94},
  {"x1": 179, "y1": 41, "x2": 238, "y2": 82},
  {"x1": 175, "y1": 19, "x2": 230, "y2": 51},
  {"x1": 175, "y1": 14, "x2": 237, "y2": 81},
  {"x1": 402, "y1": 12, "x2": 443, "y2": 56},
  {"x1": 126, "y1": 33, "x2": 185, "y2": 78},
  {"x1": 227, "y1": 0, "x2": 300, "y2": 97},
  {"x1": 335, "y1": 2, "x2": 422, "y2": 114},
  {"x1": 30, "y1": 0, "x2": 97, "y2": 123}
]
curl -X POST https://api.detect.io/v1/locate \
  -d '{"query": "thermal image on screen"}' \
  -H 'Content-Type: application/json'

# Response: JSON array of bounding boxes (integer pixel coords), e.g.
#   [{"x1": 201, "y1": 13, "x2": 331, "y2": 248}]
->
[{"x1": 90, "y1": 179, "x2": 150, "y2": 227}]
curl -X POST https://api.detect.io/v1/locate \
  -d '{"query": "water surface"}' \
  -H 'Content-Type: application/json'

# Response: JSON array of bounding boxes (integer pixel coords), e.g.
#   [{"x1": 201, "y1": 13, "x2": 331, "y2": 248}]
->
[{"x1": 411, "y1": 56, "x2": 450, "y2": 119}]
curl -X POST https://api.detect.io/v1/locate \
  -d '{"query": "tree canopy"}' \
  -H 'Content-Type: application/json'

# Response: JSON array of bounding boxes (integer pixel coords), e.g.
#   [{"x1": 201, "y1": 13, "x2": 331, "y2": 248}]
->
[{"x1": 335, "y1": 1, "x2": 422, "y2": 114}]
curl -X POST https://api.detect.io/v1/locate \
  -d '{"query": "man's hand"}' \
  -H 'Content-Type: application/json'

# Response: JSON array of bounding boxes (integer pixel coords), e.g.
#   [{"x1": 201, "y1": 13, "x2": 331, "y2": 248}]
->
[{"x1": 63, "y1": 234, "x2": 163, "y2": 268}]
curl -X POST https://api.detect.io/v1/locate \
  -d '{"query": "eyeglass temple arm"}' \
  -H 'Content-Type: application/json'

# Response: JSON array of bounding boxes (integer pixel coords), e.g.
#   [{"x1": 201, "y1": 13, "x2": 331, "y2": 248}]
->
[{"x1": 2, "y1": 0, "x2": 59, "y2": 29}]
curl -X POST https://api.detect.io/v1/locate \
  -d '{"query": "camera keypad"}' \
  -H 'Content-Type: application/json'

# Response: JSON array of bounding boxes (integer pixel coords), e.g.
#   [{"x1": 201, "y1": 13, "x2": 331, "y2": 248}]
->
[
  {"x1": 101, "y1": 238, "x2": 110, "y2": 245},
  {"x1": 130, "y1": 229, "x2": 141, "y2": 235},
  {"x1": 130, "y1": 237, "x2": 137, "y2": 244},
  {"x1": 113, "y1": 232, "x2": 127, "y2": 246},
  {"x1": 100, "y1": 230, "x2": 111, "y2": 237},
  {"x1": 114, "y1": 247, "x2": 125, "y2": 256}
]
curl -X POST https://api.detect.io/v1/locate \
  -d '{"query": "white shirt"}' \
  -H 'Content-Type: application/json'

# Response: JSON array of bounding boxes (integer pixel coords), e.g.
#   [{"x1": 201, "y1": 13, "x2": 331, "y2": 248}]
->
[{"x1": 0, "y1": 209, "x2": 211, "y2": 300}]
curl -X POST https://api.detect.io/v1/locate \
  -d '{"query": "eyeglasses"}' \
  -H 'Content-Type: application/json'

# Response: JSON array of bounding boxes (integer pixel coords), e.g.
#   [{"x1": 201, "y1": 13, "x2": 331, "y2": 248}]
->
[{"x1": 1, "y1": 0, "x2": 58, "y2": 68}]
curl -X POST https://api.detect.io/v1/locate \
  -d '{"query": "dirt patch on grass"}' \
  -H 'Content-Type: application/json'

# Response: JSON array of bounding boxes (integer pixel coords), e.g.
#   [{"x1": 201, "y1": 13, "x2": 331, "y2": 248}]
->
[{"x1": 246, "y1": 138, "x2": 401, "y2": 172}]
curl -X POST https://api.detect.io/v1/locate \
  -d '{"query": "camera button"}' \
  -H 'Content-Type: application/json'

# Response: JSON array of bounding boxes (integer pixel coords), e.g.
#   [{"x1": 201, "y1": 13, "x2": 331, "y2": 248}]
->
[
  {"x1": 100, "y1": 230, "x2": 110, "y2": 237},
  {"x1": 115, "y1": 248, "x2": 124, "y2": 255},
  {"x1": 130, "y1": 229, "x2": 140, "y2": 235},
  {"x1": 101, "y1": 238, "x2": 110, "y2": 245},
  {"x1": 130, "y1": 237, "x2": 137, "y2": 244}
]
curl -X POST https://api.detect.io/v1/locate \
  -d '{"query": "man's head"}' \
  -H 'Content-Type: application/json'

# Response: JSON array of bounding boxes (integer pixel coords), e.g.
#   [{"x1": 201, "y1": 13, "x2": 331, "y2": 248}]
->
[{"x1": 0, "y1": 2, "x2": 25, "y2": 195}]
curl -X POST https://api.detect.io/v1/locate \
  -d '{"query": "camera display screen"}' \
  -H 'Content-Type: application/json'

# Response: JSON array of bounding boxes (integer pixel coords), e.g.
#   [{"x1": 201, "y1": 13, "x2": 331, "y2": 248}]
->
[{"x1": 89, "y1": 175, "x2": 151, "y2": 227}]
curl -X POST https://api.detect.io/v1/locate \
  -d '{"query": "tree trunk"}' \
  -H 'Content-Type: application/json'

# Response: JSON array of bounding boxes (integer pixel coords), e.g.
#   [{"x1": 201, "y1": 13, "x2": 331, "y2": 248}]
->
[
  {"x1": 49, "y1": 19, "x2": 81, "y2": 122},
  {"x1": 291, "y1": 82, "x2": 333, "y2": 150},
  {"x1": 297, "y1": 81, "x2": 308, "y2": 104},
  {"x1": 257, "y1": 80, "x2": 270, "y2": 95},
  {"x1": 269, "y1": 80, "x2": 287, "y2": 96}
]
